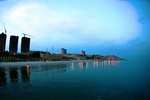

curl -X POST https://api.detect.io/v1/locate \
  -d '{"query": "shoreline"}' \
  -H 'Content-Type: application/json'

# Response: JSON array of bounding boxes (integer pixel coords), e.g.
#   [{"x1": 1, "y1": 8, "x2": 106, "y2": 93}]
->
[
  {"x1": 0, "y1": 60, "x2": 73, "y2": 67},
  {"x1": 0, "y1": 59, "x2": 123, "y2": 67}
]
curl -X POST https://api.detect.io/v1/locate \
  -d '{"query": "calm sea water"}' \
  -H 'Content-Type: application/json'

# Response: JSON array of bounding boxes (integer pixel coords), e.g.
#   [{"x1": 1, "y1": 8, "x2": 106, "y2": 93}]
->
[{"x1": 0, "y1": 60, "x2": 150, "y2": 100}]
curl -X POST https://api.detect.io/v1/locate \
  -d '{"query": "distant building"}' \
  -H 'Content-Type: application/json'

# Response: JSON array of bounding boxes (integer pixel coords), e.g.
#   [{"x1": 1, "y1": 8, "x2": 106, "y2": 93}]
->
[
  {"x1": 81, "y1": 50, "x2": 85, "y2": 55},
  {"x1": 39, "y1": 52, "x2": 63, "y2": 60},
  {"x1": 9, "y1": 35, "x2": 19, "y2": 54},
  {"x1": 61, "y1": 48, "x2": 67, "y2": 55},
  {"x1": 21, "y1": 37, "x2": 30, "y2": 53},
  {"x1": 0, "y1": 32, "x2": 7, "y2": 52},
  {"x1": 92, "y1": 54, "x2": 103, "y2": 59}
]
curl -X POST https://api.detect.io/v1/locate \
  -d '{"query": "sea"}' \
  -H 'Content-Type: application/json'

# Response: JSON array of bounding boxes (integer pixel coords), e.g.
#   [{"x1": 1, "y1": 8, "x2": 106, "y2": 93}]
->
[{"x1": 0, "y1": 60, "x2": 150, "y2": 100}]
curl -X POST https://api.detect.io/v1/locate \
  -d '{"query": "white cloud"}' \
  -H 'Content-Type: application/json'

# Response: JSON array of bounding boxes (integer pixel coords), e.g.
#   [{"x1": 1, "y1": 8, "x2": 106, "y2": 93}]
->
[{"x1": 2, "y1": 1, "x2": 142, "y2": 51}]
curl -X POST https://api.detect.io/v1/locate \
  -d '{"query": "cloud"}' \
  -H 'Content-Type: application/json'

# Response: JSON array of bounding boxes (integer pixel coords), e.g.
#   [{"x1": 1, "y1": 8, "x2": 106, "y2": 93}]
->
[{"x1": 2, "y1": 1, "x2": 142, "y2": 51}]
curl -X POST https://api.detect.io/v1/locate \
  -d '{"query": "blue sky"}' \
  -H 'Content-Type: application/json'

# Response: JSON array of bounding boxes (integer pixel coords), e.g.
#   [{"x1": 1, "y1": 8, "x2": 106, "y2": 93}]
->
[{"x1": 0, "y1": 0, "x2": 150, "y2": 59}]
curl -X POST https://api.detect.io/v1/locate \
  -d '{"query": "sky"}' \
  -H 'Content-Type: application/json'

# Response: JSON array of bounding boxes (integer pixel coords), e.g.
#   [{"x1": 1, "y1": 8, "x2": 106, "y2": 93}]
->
[{"x1": 0, "y1": 0, "x2": 150, "y2": 59}]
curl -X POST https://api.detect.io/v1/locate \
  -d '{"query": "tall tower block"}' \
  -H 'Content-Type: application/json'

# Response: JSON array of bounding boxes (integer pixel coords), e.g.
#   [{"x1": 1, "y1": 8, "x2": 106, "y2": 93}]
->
[
  {"x1": 9, "y1": 35, "x2": 19, "y2": 54},
  {"x1": 61, "y1": 48, "x2": 67, "y2": 55},
  {"x1": 21, "y1": 37, "x2": 30, "y2": 53},
  {"x1": 0, "y1": 32, "x2": 7, "y2": 52}
]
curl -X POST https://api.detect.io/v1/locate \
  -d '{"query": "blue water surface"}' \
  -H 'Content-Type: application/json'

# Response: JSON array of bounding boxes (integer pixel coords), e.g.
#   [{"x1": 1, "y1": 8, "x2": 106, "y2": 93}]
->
[{"x1": 0, "y1": 60, "x2": 150, "y2": 100}]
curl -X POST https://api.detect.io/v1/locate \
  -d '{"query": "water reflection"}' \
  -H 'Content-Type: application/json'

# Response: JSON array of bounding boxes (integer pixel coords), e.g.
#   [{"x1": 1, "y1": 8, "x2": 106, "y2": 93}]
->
[
  {"x1": 0, "y1": 61, "x2": 119, "y2": 88},
  {"x1": 70, "y1": 60, "x2": 119, "y2": 70},
  {"x1": 0, "y1": 61, "x2": 149, "y2": 100},
  {"x1": 70, "y1": 62, "x2": 74, "y2": 70},
  {"x1": 79, "y1": 61, "x2": 88, "y2": 69},
  {"x1": 93, "y1": 60, "x2": 119, "y2": 67},
  {"x1": 70, "y1": 61, "x2": 89, "y2": 70},
  {"x1": 21, "y1": 65, "x2": 30, "y2": 83},
  {"x1": 93, "y1": 61, "x2": 99, "y2": 67},
  {"x1": 0, "y1": 65, "x2": 31, "y2": 87},
  {"x1": 0, "y1": 68, "x2": 6, "y2": 87},
  {"x1": 40, "y1": 64, "x2": 67, "y2": 71},
  {"x1": 9, "y1": 67, "x2": 19, "y2": 83},
  {"x1": 0, "y1": 63, "x2": 68, "y2": 89}
]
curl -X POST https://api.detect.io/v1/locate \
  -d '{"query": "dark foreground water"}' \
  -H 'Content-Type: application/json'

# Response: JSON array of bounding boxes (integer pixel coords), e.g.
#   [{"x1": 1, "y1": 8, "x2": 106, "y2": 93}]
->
[{"x1": 0, "y1": 60, "x2": 150, "y2": 100}]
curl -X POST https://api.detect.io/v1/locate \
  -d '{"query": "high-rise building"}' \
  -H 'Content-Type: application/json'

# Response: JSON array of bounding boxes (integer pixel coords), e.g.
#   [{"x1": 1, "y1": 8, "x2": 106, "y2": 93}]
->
[
  {"x1": 81, "y1": 50, "x2": 85, "y2": 55},
  {"x1": 61, "y1": 48, "x2": 67, "y2": 55},
  {"x1": 9, "y1": 35, "x2": 19, "y2": 54},
  {"x1": 21, "y1": 37, "x2": 30, "y2": 53},
  {"x1": 0, "y1": 32, "x2": 7, "y2": 52}
]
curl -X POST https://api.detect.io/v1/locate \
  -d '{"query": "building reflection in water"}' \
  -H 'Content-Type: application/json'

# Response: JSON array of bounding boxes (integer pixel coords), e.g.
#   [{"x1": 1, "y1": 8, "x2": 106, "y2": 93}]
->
[
  {"x1": 70, "y1": 62, "x2": 74, "y2": 71},
  {"x1": 0, "y1": 65, "x2": 31, "y2": 87},
  {"x1": 70, "y1": 60, "x2": 119, "y2": 70},
  {"x1": 111, "y1": 61, "x2": 117, "y2": 66},
  {"x1": 0, "y1": 68, "x2": 6, "y2": 87},
  {"x1": 79, "y1": 61, "x2": 88, "y2": 69},
  {"x1": 21, "y1": 65, "x2": 30, "y2": 83},
  {"x1": 93, "y1": 60, "x2": 119, "y2": 67},
  {"x1": 40, "y1": 64, "x2": 67, "y2": 72},
  {"x1": 94, "y1": 61, "x2": 99, "y2": 67},
  {"x1": 70, "y1": 61, "x2": 88, "y2": 70},
  {"x1": 9, "y1": 67, "x2": 18, "y2": 83}
]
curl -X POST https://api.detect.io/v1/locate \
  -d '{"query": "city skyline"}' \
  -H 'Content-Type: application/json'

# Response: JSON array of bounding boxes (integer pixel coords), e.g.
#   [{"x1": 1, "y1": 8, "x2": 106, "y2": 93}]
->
[
  {"x1": 0, "y1": 32, "x2": 81, "y2": 54},
  {"x1": 0, "y1": 0, "x2": 150, "y2": 59}
]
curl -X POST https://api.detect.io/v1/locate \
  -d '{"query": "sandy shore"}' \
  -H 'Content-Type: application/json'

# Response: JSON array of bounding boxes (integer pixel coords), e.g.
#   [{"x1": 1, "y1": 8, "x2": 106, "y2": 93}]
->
[{"x1": 0, "y1": 60, "x2": 75, "y2": 67}]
